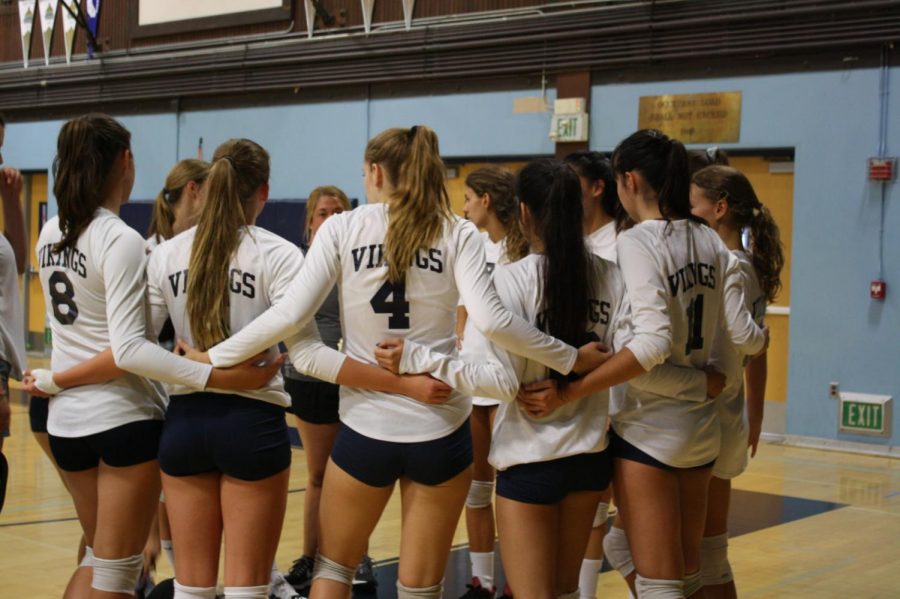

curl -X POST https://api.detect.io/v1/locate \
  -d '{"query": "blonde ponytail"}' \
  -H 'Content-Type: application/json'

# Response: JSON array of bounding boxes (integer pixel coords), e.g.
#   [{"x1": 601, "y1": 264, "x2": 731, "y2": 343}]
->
[
  {"x1": 186, "y1": 140, "x2": 269, "y2": 350},
  {"x1": 366, "y1": 126, "x2": 452, "y2": 283}
]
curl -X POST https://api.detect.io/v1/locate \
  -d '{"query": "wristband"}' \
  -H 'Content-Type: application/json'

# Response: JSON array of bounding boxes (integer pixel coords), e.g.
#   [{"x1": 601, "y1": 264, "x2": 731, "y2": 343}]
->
[{"x1": 32, "y1": 369, "x2": 64, "y2": 395}]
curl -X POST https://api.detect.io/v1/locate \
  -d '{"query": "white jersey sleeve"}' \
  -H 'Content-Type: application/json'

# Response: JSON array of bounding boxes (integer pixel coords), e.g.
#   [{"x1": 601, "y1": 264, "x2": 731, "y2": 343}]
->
[
  {"x1": 206, "y1": 216, "x2": 341, "y2": 368},
  {"x1": 721, "y1": 251, "x2": 766, "y2": 356},
  {"x1": 454, "y1": 224, "x2": 577, "y2": 374},
  {"x1": 94, "y1": 217, "x2": 212, "y2": 388},
  {"x1": 615, "y1": 231, "x2": 673, "y2": 371}
]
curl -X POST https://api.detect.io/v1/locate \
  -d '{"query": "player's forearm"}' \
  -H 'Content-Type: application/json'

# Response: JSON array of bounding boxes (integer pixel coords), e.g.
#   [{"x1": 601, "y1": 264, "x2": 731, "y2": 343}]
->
[
  {"x1": 2, "y1": 191, "x2": 27, "y2": 273},
  {"x1": 53, "y1": 348, "x2": 127, "y2": 389},
  {"x1": 745, "y1": 350, "x2": 767, "y2": 421},
  {"x1": 567, "y1": 348, "x2": 646, "y2": 401}
]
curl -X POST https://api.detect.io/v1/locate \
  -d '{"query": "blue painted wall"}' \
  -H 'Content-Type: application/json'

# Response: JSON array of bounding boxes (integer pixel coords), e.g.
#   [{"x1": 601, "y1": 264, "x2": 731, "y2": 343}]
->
[{"x1": 3, "y1": 70, "x2": 897, "y2": 447}]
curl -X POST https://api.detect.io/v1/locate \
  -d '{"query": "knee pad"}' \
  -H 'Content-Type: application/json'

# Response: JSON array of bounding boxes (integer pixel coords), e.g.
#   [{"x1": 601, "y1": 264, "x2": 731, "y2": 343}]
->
[
  {"x1": 466, "y1": 479, "x2": 494, "y2": 509},
  {"x1": 397, "y1": 580, "x2": 443, "y2": 598},
  {"x1": 173, "y1": 580, "x2": 217, "y2": 599},
  {"x1": 634, "y1": 575, "x2": 683, "y2": 599},
  {"x1": 79, "y1": 545, "x2": 94, "y2": 568},
  {"x1": 683, "y1": 571, "x2": 702, "y2": 597},
  {"x1": 91, "y1": 553, "x2": 144, "y2": 594},
  {"x1": 312, "y1": 552, "x2": 355, "y2": 587},
  {"x1": 602, "y1": 526, "x2": 635, "y2": 578},
  {"x1": 223, "y1": 584, "x2": 268, "y2": 598},
  {"x1": 592, "y1": 501, "x2": 610, "y2": 528},
  {"x1": 557, "y1": 590, "x2": 580, "y2": 599},
  {"x1": 700, "y1": 533, "x2": 733, "y2": 587}
]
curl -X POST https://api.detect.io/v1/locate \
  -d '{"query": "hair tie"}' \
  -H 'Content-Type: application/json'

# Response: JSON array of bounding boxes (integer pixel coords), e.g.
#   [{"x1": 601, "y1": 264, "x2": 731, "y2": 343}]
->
[
  {"x1": 407, "y1": 125, "x2": 419, "y2": 140},
  {"x1": 162, "y1": 188, "x2": 175, "y2": 203},
  {"x1": 218, "y1": 155, "x2": 235, "y2": 168},
  {"x1": 706, "y1": 146, "x2": 719, "y2": 161}
]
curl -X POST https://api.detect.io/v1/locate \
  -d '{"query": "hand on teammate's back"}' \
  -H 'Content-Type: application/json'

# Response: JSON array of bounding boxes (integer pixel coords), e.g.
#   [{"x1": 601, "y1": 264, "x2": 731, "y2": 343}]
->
[
  {"x1": 516, "y1": 379, "x2": 566, "y2": 419},
  {"x1": 175, "y1": 338, "x2": 211, "y2": 364},
  {"x1": 704, "y1": 366, "x2": 726, "y2": 398},
  {"x1": 572, "y1": 340, "x2": 613, "y2": 375},
  {"x1": 374, "y1": 338, "x2": 404, "y2": 373},
  {"x1": 206, "y1": 351, "x2": 284, "y2": 391},
  {"x1": 401, "y1": 374, "x2": 452, "y2": 405}
]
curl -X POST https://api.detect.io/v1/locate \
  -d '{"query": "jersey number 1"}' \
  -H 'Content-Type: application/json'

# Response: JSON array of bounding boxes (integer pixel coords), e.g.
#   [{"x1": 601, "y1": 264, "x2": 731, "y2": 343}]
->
[
  {"x1": 685, "y1": 294, "x2": 704, "y2": 354},
  {"x1": 370, "y1": 281, "x2": 410, "y2": 329},
  {"x1": 49, "y1": 271, "x2": 79, "y2": 325}
]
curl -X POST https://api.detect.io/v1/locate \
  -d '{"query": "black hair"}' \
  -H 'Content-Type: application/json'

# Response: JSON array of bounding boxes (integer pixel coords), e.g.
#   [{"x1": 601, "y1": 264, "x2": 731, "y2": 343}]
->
[
  {"x1": 564, "y1": 150, "x2": 620, "y2": 219},
  {"x1": 611, "y1": 129, "x2": 699, "y2": 223},
  {"x1": 516, "y1": 158, "x2": 592, "y2": 348}
]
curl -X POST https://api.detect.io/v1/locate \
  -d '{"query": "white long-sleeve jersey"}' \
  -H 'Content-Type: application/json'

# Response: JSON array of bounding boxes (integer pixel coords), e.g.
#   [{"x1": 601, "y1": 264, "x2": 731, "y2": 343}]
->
[
  {"x1": 611, "y1": 219, "x2": 766, "y2": 467},
  {"x1": 146, "y1": 225, "x2": 346, "y2": 407},
  {"x1": 586, "y1": 221, "x2": 617, "y2": 262},
  {"x1": 399, "y1": 253, "x2": 626, "y2": 470},
  {"x1": 206, "y1": 203, "x2": 577, "y2": 443},
  {"x1": 36, "y1": 209, "x2": 212, "y2": 438},
  {"x1": 466, "y1": 231, "x2": 510, "y2": 408}
]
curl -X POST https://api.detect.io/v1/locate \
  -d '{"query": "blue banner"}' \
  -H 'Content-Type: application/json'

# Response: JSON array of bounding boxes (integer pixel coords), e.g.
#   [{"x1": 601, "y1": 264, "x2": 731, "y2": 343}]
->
[{"x1": 85, "y1": 0, "x2": 100, "y2": 58}]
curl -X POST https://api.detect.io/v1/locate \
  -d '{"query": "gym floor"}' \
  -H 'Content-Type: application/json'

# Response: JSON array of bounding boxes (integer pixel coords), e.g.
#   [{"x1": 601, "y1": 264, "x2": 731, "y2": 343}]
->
[{"x1": 1, "y1": 385, "x2": 898, "y2": 598}]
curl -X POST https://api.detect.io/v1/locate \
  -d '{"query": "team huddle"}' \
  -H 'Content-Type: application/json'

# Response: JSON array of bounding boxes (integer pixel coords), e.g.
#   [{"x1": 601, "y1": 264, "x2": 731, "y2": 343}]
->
[{"x1": 23, "y1": 114, "x2": 783, "y2": 599}]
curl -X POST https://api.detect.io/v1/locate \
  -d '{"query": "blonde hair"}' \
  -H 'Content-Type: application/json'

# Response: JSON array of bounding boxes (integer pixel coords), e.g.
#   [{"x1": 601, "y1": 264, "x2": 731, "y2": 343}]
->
[
  {"x1": 148, "y1": 159, "x2": 210, "y2": 242},
  {"x1": 365, "y1": 125, "x2": 452, "y2": 283},
  {"x1": 304, "y1": 185, "x2": 351, "y2": 243},
  {"x1": 186, "y1": 139, "x2": 269, "y2": 350}
]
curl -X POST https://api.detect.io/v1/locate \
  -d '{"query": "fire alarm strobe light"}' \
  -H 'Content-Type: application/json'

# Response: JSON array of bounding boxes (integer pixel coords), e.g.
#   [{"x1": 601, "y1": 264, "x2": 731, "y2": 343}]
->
[
  {"x1": 870, "y1": 279, "x2": 887, "y2": 300},
  {"x1": 868, "y1": 157, "x2": 897, "y2": 181}
]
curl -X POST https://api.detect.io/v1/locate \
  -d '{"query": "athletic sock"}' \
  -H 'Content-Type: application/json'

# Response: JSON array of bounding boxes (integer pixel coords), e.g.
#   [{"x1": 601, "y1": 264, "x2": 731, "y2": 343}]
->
[
  {"x1": 469, "y1": 551, "x2": 495, "y2": 591},
  {"x1": 578, "y1": 558, "x2": 603, "y2": 598}
]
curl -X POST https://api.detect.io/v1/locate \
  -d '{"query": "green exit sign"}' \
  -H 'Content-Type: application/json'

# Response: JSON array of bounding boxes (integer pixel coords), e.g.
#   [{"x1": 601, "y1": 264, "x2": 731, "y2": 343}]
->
[{"x1": 839, "y1": 393, "x2": 892, "y2": 436}]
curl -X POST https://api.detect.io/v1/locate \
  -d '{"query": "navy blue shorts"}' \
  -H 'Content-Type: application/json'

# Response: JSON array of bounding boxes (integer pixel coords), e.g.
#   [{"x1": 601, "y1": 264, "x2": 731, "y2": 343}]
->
[
  {"x1": 331, "y1": 421, "x2": 472, "y2": 487},
  {"x1": 49, "y1": 420, "x2": 163, "y2": 472},
  {"x1": 286, "y1": 378, "x2": 340, "y2": 425},
  {"x1": 29, "y1": 396, "x2": 49, "y2": 433},
  {"x1": 159, "y1": 392, "x2": 291, "y2": 482},
  {"x1": 497, "y1": 449, "x2": 612, "y2": 505},
  {"x1": 609, "y1": 429, "x2": 715, "y2": 471}
]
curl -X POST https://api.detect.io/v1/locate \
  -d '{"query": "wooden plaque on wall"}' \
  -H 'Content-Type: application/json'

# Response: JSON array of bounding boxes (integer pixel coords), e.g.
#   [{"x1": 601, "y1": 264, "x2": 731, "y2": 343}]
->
[{"x1": 638, "y1": 91, "x2": 742, "y2": 144}]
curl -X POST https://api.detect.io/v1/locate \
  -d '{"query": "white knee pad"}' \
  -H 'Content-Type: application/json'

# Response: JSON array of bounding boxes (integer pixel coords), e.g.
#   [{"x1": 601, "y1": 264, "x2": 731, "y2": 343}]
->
[
  {"x1": 224, "y1": 584, "x2": 269, "y2": 598},
  {"x1": 397, "y1": 580, "x2": 443, "y2": 598},
  {"x1": 683, "y1": 570, "x2": 702, "y2": 597},
  {"x1": 602, "y1": 526, "x2": 635, "y2": 578},
  {"x1": 79, "y1": 545, "x2": 94, "y2": 568},
  {"x1": 700, "y1": 533, "x2": 733, "y2": 587},
  {"x1": 466, "y1": 479, "x2": 494, "y2": 509},
  {"x1": 174, "y1": 580, "x2": 217, "y2": 599},
  {"x1": 312, "y1": 552, "x2": 355, "y2": 587},
  {"x1": 592, "y1": 501, "x2": 610, "y2": 528},
  {"x1": 91, "y1": 553, "x2": 144, "y2": 594},
  {"x1": 634, "y1": 574, "x2": 683, "y2": 599},
  {"x1": 558, "y1": 590, "x2": 580, "y2": 599}
]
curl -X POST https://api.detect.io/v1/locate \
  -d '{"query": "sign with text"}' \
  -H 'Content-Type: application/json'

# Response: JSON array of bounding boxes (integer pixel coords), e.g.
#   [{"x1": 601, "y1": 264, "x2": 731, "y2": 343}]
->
[
  {"x1": 839, "y1": 392, "x2": 892, "y2": 437},
  {"x1": 638, "y1": 92, "x2": 742, "y2": 144}
]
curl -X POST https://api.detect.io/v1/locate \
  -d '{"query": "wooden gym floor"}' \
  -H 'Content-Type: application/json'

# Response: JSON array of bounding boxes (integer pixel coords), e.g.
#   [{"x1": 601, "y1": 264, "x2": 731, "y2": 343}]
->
[{"x1": 1, "y1": 384, "x2": 898, "y2": 598}]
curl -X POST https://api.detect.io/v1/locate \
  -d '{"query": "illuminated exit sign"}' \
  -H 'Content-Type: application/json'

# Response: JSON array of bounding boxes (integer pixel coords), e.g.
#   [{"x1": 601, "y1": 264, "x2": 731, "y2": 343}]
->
[{"x1": 839, "y1": 393, "x2": 892, "y2": 436}]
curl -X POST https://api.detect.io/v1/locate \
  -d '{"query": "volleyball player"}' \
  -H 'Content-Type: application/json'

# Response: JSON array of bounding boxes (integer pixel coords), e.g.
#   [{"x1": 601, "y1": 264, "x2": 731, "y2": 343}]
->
[
  {"x1": 30, "y1": 114, "x2": 283, "y2": 599},
  {"x1": 457, "y1": 165, "x2": 528, "y2": 599},
  {"x1": 181, "y1": 126, "x2": 605, "y2": 599},
  {"x1": 690, "y1": 165, "x2": 783, "y2": 599},
  {"x1": 281, "y1": 186, "x2": 376, "y2": 593},
  {"x1": 518, "y1": 129, "x2": 766, "y2": 598}
]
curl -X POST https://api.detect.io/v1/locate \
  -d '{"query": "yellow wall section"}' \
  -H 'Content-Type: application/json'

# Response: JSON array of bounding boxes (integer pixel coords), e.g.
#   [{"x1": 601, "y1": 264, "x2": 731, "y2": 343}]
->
[
  {"x1": 27, "y1": 174, "x2": 48, "y2": 337},
  {"x1": 729, "y1": 156, "x2": 794, "y2": 403}
]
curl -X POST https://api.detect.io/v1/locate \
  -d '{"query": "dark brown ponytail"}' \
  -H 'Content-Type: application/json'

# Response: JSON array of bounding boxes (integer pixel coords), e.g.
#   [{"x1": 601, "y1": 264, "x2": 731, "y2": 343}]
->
[{"x1": 465, "y1": 165, "x2": 529, "y2": 262}]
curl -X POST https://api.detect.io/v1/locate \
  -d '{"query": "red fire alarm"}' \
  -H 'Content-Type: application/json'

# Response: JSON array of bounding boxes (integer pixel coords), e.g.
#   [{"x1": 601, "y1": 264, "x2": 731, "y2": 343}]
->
[
  {"x1": 871, "y1": 279, "x2": 887, "y2": 300},
  {"x1": 868, "y1": 157, "x2": 897, "y2": 181}
]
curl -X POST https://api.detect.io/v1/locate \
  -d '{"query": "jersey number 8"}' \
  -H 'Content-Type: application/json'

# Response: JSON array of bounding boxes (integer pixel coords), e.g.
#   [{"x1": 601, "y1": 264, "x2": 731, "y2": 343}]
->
[
  {"x1": 49, "y1": 271, "x2": 79, "y2": 325},
  {"x1": 370, "y1": 280, "x2": 410, "y2": 329}
]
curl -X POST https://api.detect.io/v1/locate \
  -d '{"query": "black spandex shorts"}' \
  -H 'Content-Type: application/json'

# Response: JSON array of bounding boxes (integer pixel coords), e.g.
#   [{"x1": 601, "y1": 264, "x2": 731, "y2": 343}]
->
[
  {"x1": 496, "y1": 449, "x2": 612, "y2": 505},
  {"x1": 609, "y1": 429, "x2": 715, "y2": 471},
  {"x1": 330, "y1": 421, "x2": 472, "y2": 487},
  {"x1": 49, "y1": 420, "x2": 163, "y2": 472},
  {"x1": 285, "y1": 378, "x2": 340, "y2": 425},
  {"x1": 29, "y1": 396, "x2": 49, "y2": 433},
  {"x1": 159, "y1": 392, "x2": 291, "y2": 482}
]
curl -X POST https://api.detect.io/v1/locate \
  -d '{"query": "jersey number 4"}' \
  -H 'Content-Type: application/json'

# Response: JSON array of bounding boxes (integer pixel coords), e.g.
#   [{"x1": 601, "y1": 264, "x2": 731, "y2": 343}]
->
[
  {"x1": 370, "y1": 281, "x2": 410, "y2": 329},
  {"x1": 49, "y1": 271, "x2": 79, "y2": 325},
  {"x1": 685, "y1": 294, "x2": 704, "y2": 354}
]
